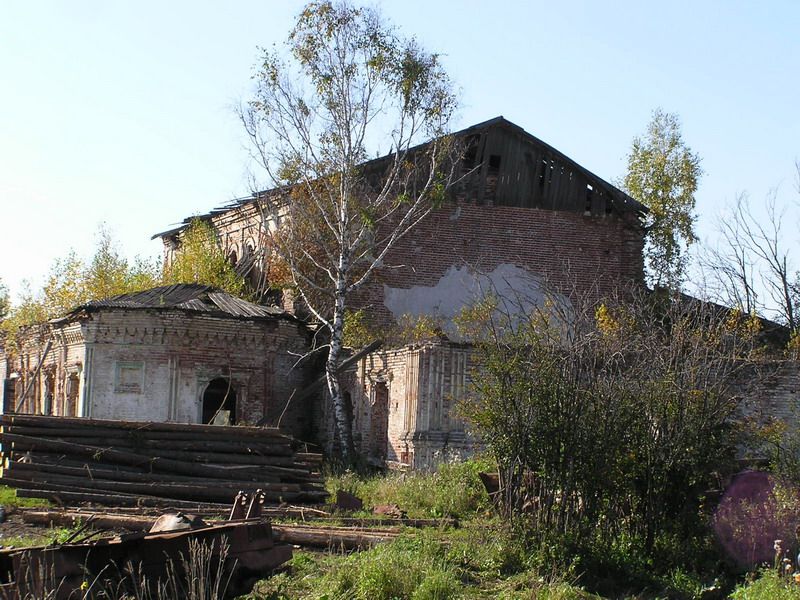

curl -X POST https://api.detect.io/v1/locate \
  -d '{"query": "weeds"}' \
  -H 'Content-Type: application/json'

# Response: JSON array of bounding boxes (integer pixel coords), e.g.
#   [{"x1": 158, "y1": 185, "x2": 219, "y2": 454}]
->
[
  {"x1": 731, "y1": 570, "x2": 800, "y2": 599},
  {"x1": 326, "y1": 457, "x2": 492, "y2": 519},
  {"x1": 0, "y1": 485, "x2": 50, "y2": 508}
]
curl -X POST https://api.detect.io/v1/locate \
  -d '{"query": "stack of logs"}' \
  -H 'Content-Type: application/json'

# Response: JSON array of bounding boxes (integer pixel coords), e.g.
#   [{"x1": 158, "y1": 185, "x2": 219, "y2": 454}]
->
[{"x1": 0, "y1": 415, "x2": 326, "y2": 508}]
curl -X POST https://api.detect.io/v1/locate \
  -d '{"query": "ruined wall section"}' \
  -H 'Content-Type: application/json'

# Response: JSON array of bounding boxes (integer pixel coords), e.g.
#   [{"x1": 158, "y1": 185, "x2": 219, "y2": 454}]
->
[
  {"x1": 77, "y1": 310, "x2": 310, "y2": 436},
  {"x1": 738, "y1": 360, "x2": 800, "y2": 428},
  {"x1": 3, "y1": 311, "x2": 312, "y2": 439},
  {"x1": 353, "y1": 203, "x2": 644, "y2": 327},
  {"x1": 324, "y1": 342, "x2": 482, "y2": 469},
  {"x1": 2, "y1": 323, "x2": 86, "y2": 417}
]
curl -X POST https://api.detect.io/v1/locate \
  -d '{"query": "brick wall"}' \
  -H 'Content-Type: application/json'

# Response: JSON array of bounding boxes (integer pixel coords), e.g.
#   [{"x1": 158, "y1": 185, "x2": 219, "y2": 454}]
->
[
  {"x1": 739, "y1": 360, "x2": 800, "y2": 427},
  {"x1": 318, "y1": 342, "x2": 482, "y2": 469},
  {"x1": 353, "y1": 203, "x2": 644, "y2": 324}
]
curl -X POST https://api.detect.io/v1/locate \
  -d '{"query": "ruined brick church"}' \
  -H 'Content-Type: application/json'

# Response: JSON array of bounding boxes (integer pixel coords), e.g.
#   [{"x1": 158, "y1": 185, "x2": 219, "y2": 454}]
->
[
  {"x1": 158, "y1": 116, "x2": 647, "y2": 467},
  {"x1": 1, "y1": 117, "x2": 649, "y2": 468}
]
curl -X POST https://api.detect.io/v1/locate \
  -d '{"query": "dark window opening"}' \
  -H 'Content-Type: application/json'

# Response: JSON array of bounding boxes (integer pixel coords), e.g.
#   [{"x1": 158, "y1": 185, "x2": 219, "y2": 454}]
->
[
  {"x1": 202, "y1": 378, "x2": 237, "y2": 425},
  {"x1": 228, "y1": 251, "x2": 238, "y2": 267},
  {"x1": 3, "y1": 378, "x2": 16, "y2": 414},
  {"x1": 585, "y1": 184, "x2": 594, "y2": 213},
  {"x1": 488, "y1": 154, "x2": 502, "y2": 170},
  {"x1": 43, "y1": 371, "x2": 55, "y2": 416},
  {"x1": 66, "y1": 373, "x2": 80, "y2": 416},
  {"x1": 605, "y1": 194, "x2": 614, "y2": 214}
]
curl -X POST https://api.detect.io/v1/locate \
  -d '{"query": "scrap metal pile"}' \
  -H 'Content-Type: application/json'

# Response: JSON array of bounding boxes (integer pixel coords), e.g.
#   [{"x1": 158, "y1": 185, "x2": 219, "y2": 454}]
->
[
  {"x1": 0, "y1": 415, "x2": 326, "y2": 508},
  {"x1": 0, "y1": 491, "x2": 294, "y2": 599}
]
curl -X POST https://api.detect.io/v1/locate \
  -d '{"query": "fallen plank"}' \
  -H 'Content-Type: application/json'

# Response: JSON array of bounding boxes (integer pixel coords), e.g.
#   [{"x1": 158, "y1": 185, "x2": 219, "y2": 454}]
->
[{"x1": 271, "y1": 524, "x2": 400, "y2": 549}]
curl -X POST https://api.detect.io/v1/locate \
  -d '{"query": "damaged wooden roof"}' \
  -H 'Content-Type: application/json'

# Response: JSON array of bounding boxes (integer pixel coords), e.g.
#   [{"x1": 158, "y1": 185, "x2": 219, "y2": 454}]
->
[
  {"x1": 61, "y1": 284, "x2": 286, "y2": 321},
  {"x1": 153, "y1": 116, "x2": 645, "y2": 240}
]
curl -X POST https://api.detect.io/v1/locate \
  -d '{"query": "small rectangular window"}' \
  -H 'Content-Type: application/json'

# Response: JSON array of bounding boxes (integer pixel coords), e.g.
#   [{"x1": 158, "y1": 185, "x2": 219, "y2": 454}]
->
[{"x1": 115, "y1": 361, "x2": 144, "y2": 394}]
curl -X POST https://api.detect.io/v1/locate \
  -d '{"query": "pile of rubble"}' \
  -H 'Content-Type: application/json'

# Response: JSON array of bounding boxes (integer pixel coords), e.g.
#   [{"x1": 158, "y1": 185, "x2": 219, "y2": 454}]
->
[{"x1": 0, "y1": 415, "x2": 326, "y2": 508}]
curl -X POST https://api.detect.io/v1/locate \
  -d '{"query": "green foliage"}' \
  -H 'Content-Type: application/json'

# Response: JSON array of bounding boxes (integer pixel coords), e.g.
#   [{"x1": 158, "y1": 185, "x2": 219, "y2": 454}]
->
[
  {"x1": 623, "y1": 108, "x2": 702, "y2": 289},
  {"x1": 459, "y1": 287, "x2": 754, "y2": 569},
  {"x1": 163, "y1": 219, "x2": 248, "y2": 297},
  {"x1": 0, "y1": 278, "x2": 9, "y2": 321},
  {"x1": 731, "y1": 570, "x2": 800, "y2": 599},
  {"x1": 85, "y1": 226, "x2": 160, "y2": 302},
  {"x1": 254, "y1": 537, "x2": 461, "y2": 600},
  {"x1": 0, "y1": 225, "x2": 160, "y2": 352},
  {"x1": 0, "y1": 484, "x2": 51, "y2": 508},
  {"x1": 342, "y1": 308, "x2": 379, "y2": 348},
  {"x1": 326, "y1": 458, "x2": 492, "y2": 520},
  {"x1": 254, "y1": 525, "x2": 603, "y2": 600}
]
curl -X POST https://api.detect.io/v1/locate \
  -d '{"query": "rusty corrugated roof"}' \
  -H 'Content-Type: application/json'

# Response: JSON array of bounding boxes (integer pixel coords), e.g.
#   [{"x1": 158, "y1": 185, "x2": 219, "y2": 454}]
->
[{"x1": 71, "y1": 284, "x2": 285, "y2": 320}]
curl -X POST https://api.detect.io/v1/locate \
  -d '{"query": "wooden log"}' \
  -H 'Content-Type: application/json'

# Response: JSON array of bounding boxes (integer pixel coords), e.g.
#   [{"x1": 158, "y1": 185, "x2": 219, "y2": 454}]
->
[
  {"x1": 322, "y1": 517, "x2": 458, "y2": 528},
  {"x1": 122, "y1": 448, "x2": 299, "y2": 467},
  {"x1": 16, "y1": 489, "x2": 228, "y2": 509},
  {"x1": 271, "y1": 524, "x2": 399, "y2": 549},
  {"x1": 12, "y1": 452, "x2": 316, "y2": 485},
  {"x1": 0, "y1": 415, "x2": 292, "y2": 440},
  {"x1": 1, "y1": 473, "x2": 303, "y2": 504},
  {"x1": 4, "y1": 462, "x2": 286, "y2": 491},
  {"x1": 21, "y1": 512, "x2": 398, "y2": 549},
  {"x1": 23, "y1": 510, "x2": 155, "y2": 531},
  {"x1": 2, "y1": 425, "x2": 299, "y2": 444},
  {"x1": 2, "y1": 432, "x2": 296, "y2": 456},
  {"x1": 0, "y1": 433, "x2": 299, "y2": 482}
]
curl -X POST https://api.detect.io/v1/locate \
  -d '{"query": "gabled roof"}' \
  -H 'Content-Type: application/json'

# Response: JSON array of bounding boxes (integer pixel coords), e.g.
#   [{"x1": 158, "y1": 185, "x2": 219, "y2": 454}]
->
[
  {"x1": 153, "y1": 116, "x2": 645, "y2": 240},
  {"x1": 60, "y1": 284, "x2": 287, "y2": 322},
  {"x1": 462, "y1": 117, "x2": 646, "y2": 214}
]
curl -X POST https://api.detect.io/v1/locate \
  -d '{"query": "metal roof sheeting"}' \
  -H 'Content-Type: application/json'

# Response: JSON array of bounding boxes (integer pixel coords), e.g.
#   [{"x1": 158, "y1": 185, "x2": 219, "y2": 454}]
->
[{"x1": 73, "y1": 284, "x2": 285, "y2": 320}]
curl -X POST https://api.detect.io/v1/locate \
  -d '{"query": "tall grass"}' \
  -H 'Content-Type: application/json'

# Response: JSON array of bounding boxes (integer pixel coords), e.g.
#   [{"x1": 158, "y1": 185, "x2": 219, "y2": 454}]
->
[
  {"x1": 731, "y1": 570, "x2": 800, "y2": 599},
  {"x1": 325, "y1": 457, "x2": 493, "y2": 519}
]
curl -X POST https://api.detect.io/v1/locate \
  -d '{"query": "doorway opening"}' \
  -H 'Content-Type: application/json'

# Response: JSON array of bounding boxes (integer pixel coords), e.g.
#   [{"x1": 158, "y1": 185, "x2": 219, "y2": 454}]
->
[
  {"x1": 202, "y1": 378, "x2": 237, "y2": 425},
  {"x1": 370, "y1": 382, "x2": 389, "y2": 461}
]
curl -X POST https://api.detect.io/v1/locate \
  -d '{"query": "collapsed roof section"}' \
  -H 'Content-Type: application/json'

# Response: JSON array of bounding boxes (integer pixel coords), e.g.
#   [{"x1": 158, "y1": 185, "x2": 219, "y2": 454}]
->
[{"x1": 55, "y1": 284, "x2": 289, "y2": 323}]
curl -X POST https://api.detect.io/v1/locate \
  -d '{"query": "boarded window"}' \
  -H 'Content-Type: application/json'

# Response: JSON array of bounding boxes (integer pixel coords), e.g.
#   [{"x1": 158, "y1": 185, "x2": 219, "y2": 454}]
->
[{"x1": 115, "y1": 361, "x2": 144, "y2": 394}]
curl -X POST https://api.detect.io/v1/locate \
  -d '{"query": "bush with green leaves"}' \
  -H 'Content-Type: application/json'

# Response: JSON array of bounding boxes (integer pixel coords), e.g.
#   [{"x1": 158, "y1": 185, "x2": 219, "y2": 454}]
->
[{"x1": 459, "y1": 285, "x2": 759, "y2": 565}]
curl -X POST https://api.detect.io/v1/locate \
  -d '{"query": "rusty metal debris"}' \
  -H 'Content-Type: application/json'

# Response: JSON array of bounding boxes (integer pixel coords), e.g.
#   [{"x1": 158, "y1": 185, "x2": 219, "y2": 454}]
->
[{"x1": 0, "y1": 492, "x2": 291, "y2": 599}]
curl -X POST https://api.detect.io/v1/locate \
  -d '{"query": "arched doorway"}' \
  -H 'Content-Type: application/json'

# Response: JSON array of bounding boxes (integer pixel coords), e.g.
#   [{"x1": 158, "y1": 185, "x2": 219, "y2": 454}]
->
[{"x1": 202, "y1": 378, "x2": 237, "y2": 425}]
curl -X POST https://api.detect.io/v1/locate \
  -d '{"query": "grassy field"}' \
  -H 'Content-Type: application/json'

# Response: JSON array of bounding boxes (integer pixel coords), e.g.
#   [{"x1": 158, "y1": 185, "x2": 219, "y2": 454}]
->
[
  {"x1": 243, "y1": 461, "x2": 800, "y2": 600},
  {"x1": 3, "y1": 471, "x2": 800, "y2": 599}
]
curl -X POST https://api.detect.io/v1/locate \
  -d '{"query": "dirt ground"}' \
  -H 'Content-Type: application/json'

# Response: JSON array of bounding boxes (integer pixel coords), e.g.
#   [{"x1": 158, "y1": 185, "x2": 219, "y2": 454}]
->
[{"x1": 0, "y1": 509, "x2": 53, "y2": 546}]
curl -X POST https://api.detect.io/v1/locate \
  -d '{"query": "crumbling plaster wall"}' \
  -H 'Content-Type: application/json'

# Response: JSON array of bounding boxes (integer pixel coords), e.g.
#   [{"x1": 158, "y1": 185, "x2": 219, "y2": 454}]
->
[
  {"x1": 359, "y1": 203, "x2": 643, "y2": 327},
  {"x1": 79, "y1": 310, "x2": 310, "y2": 434},
  {"x1": 3, "y1": 311, "x2": 312, "y2": 439}
]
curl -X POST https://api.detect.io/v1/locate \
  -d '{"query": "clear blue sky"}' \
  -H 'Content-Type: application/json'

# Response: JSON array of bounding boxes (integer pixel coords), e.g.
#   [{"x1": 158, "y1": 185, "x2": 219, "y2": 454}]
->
[{"x1": 1, "y1": 0, "x2": 798, "y2": 302}]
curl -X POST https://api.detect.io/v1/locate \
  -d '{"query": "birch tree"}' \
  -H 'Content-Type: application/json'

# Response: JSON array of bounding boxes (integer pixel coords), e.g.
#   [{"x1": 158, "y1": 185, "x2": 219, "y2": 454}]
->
[
  {"x1": 240, "y1": 1, "x2": 458, "y2": 461},
  {"x1": 623, "y1": 109, "x2": 702, "y2": 290}
]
